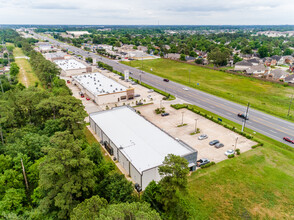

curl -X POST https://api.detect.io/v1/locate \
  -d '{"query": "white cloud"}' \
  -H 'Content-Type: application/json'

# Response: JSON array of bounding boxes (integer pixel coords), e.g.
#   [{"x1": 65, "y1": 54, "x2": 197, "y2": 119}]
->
[{"x1": 0, "y1": 0, "x2": 293, "y2": 25}]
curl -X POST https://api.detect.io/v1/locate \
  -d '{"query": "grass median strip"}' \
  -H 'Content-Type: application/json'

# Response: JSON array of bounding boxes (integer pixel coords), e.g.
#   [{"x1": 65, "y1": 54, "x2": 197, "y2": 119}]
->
[{"x1": 122, "y1": 59, "x2": 294, "y2": 122}]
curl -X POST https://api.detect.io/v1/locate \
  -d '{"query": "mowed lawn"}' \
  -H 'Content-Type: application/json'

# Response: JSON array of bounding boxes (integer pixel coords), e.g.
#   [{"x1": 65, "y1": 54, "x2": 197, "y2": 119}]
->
[
  {"x1": 186, "y1": 142, "x2": 294, "y2": 219},
  {"x1": 122, "y1": 59, "x2": 294, "y2": 121},
  {"x1": 13, "y1": 47, "x2": 41, "y2": 88}
]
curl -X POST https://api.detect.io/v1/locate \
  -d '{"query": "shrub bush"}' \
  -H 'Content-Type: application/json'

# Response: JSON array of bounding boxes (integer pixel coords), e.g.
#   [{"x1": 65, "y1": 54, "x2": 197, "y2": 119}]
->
[
  {"x1": 228, "y1": 154, "x2": 235, "y2": 158},
  {"x1": 201, "y1": 161, "x2": 216, "y2": 168}
]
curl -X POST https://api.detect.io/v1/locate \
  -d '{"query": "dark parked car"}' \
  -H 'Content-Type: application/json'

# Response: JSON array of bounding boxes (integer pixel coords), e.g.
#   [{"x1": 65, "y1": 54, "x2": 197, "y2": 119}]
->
[
  {"x1": 238, "y1": 113, "x2": 249, "y2": 120},
  {"x1": 197, "y1": 158, "x2": 210, "y2": 167},
  {"x1": 136, "y1": 102, "x2": 143, "y2": 106},
  {"x1": 161, "y1": 112, "x2": 170, "y2": 117},
  {"x1": 283, "y1": 137, "x2": 294, "y2": 143},
  {"x1": 163, "y1": 78, "x2": 169, "y2": 82},
  {"x1": 209, "y1": 140, "x2": 220, "y2": 146},
  {"x1": 215, "y1": 143, "x2": 224, "y2": 148},
  {"x1": 134, "y1": 94, "x2": 141, "y2": 97}
]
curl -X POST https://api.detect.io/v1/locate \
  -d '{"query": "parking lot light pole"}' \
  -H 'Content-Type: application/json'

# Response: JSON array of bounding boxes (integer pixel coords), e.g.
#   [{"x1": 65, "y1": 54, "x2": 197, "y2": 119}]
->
[
  {"x1": 234, "y1": 137, "x2": 238, "y2": 151},
  {"x1": 194, "y1": 119, "x2": 198, "y2": 133},
  {"x1": 182, "y1": 112, "x2": 184, "y2": 126}
]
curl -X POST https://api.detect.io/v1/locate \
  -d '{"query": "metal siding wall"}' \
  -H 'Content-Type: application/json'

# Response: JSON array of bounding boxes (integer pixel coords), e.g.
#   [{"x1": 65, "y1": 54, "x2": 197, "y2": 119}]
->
[
  {"x1": 130, "y1": 164, "x2": 141, "y2": 186},
  {"x1": 110, "y1": 141, "x2": 118, "y2": 158},
  {"x1": 118, "y1": 151, "x2": 130, "y2": 175},
  {"x1": 141, "y1": 167, "x2": 162, "y2": 190},
  {"x1": 102, "y1": 132, "x2": 109, "y2": 143},
  {"x1": 95, "y1": 124, "x2": 102, "y2": 138}
]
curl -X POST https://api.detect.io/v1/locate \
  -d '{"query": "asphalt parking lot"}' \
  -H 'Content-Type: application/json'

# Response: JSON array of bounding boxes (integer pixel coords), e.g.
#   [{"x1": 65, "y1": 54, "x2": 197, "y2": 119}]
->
[{"x1": 136, "y1": 103, "x2": 256, "y2": 163}]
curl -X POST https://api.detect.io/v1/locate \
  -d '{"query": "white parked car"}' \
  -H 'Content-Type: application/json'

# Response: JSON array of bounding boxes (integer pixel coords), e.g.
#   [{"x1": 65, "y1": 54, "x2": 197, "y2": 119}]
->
[
  {"x1": 198, "y1": 134, "x2": 208, "y2": 140},
  {"x1": 183, "y1": 87, "x2": 189, "y2": 91},
  {"x1": 225, "y1": 149, "x2": 235, "y2": 156}
]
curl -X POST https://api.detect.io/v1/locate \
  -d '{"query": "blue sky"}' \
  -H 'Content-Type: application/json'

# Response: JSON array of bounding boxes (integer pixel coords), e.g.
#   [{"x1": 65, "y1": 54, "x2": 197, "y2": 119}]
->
[{"x1": 0, "y1": 0, "x2": 293, "y2": 25}]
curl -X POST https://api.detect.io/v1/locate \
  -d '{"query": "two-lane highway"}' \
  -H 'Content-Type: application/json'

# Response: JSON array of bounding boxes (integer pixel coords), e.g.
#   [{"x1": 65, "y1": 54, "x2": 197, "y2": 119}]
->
[{"x1": 32, "y1": 32, "x2": 294, "y2": 147}]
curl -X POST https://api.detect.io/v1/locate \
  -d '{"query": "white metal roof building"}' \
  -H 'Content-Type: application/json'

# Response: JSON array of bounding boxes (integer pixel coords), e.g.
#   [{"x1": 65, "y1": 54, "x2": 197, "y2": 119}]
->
[
  {"x1": 73, "y1": 73, "x2": 127, "y2": 96},
  {"x1": 54, "y1": 59, "x2": 86, "y2": 71},
  {"x1": 73, "y1": 72, "x2": 134, "y2": 105},
  {"x1": 89, "y1": 106, "x2": 197, "y2": 190},
  {"x1": 54, "y1": 59, "x2": 90, "y2": 76}
]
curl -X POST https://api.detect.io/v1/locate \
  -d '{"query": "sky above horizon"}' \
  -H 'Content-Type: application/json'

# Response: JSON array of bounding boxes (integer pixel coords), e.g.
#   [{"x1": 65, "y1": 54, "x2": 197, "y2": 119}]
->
[{"x1": 1, "y1": 0, "x2": 293, "y2": 25}]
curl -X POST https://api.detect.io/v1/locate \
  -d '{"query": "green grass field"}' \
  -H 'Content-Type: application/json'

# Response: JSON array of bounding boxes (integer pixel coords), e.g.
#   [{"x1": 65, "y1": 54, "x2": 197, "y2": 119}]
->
[
  {"x1": 170, "y1": 104, "x2": 294, "y2": 219},
  {"x1": 122, "y1": 59, "x2": 294, "y2": 121},
  {"x1": 13, "y1": 47, "x2": 41, "y2": 88}
]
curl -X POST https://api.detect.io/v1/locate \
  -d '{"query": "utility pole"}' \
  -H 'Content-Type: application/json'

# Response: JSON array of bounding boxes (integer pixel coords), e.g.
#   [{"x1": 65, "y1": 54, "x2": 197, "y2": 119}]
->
[
  {"x1": 288, "y1": 94, "x2": 293, "y2": 117},
  {"x1": 241, "y1": 102, "x2": 250, "y2": 132},
  {"x1": 21, "y1": 159, "x2": 29, "y2": 190},
  {"x1": 194, "y1": 119, "x2": 198, "y2": 133}
]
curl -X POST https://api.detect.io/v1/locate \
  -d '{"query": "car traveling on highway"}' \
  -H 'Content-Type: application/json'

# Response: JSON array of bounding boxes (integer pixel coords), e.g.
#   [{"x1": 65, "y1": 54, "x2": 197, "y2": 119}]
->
[
  {"x1": 283, "y1": 137, "x2": 294, "y2": 143},
  {"x1": 183, "y1": 87, "x2": 189, "y2": 91},
  {"x1": 163, "y1": 78, "x2": 169, "y2": 82},
  {"x1": 209, "y1": 140, "x2": 219, "y2": 146},
  {"x1": 238, "y1": 113, "x2": 249, "y2": 120}
]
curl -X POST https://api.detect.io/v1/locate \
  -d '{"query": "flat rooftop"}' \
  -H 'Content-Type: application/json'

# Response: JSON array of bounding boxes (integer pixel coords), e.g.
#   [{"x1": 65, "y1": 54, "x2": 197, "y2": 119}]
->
[
  {"x1": 54, "y1": 59, "x2": 86, "y2": 71},
  {"x1": 90, "y1": 106, "x2": 196, "y2": 173},
  {"x1": 45, "y1": 52, "x2": 66, "y2": 59},
  {"x1": 73, "y1": 72, "x2": 127, "y2": 96}
]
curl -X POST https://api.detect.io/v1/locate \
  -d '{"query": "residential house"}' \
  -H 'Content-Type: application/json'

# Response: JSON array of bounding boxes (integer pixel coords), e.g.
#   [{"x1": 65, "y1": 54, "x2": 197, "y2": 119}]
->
[
  {"x1": 284, "y1": 74, "x2": 294, "y2": 83},
  {"x1": 247, "y1": 58, "x2": 261, "y2": 66},
  {"x1": 164, "y1": 45, "x2": 171, "y2": 50},
  {"x1": 185, "y1": 56, "x2": 196, "y2": 62},
  {"x1": 283, "y1": 56, "x2": 294, "y2": 65},
  {"x1": 137, "y1": 46, "x2": 148, "y2": 53},
  {"x1": 263, "y1": 58, "x2": 276, "y2": 67},
  {"x1": 266, "y1": 69, "x2": 289, "y2": 81},
  {"x1": 271, "y1": 55, "x2": 283, "y2": 65},
  {"x1": 234, "y1": 60, "x2": 253, "y2": 71},
  {"x1": 245, "y1": 64, "x2": 268, "y2": 76},
  {"x1": 164, "y1": 53, "x2": 180, "y2": 60},
  {"x1": 289, "y1": 65, "x2": 294, "y2": 73}
]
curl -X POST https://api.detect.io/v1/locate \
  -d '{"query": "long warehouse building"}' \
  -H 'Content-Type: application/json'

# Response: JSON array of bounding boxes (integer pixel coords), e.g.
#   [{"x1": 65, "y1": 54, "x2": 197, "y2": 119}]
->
[{"x1": 89, "y1": 106, "x2": 197, "y2": 190}]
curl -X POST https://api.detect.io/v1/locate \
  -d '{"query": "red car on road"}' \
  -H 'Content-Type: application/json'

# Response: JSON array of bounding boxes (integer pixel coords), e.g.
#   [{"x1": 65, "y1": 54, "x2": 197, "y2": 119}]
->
[
  {"x1": 283, "y1": 137, "x2": 294, "y2": 143},
  {"x1": 86, "y1": 97, "x2": 91, "y2": 101}
]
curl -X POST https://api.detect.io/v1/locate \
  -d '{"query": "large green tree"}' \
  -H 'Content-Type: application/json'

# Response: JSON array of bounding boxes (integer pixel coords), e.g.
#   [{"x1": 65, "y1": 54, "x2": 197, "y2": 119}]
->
[
  {"x1": 208, "y1": 47, "x2": 230, "y2": 66},
  {"x1": 71, "y1": 195, "x2": 108, "y2": 220},
  {"x1": 36, "y1": 131, "x2": 96, "y2": 219}
]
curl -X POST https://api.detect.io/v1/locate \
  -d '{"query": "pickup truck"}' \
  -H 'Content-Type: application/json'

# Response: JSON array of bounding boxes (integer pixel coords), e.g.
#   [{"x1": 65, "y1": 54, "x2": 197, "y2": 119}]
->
[{"x1": 196, "y1": 158, "x2": 210, "y2": 167}]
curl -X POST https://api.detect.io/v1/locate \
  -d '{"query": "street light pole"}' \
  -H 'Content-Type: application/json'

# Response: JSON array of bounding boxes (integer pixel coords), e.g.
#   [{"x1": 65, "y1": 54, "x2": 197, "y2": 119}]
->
[
  {"x1": 288, "y1": 94, "x2": 293, "y2": 117},
  {"x1": 241, "y1": 102, "x2": 250, "y2": 132}
]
